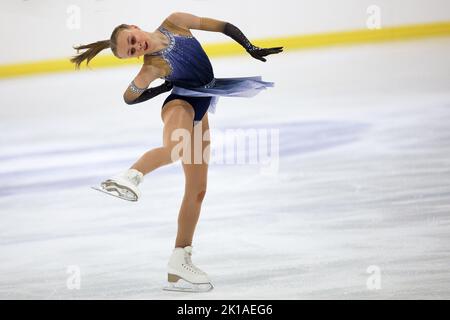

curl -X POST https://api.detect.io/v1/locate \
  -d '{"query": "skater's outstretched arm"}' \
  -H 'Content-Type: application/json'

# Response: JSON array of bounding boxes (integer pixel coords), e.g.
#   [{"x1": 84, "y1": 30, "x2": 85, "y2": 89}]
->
[
  {"x1": 167, "y1": 12, "x2": 284, "y2": 62},
  {"x1": 166, "y1": 12, "x2": 228, "y2": 33},
  {"x1": 123, "y1": 64, "x2": 172, "y2": 105}
]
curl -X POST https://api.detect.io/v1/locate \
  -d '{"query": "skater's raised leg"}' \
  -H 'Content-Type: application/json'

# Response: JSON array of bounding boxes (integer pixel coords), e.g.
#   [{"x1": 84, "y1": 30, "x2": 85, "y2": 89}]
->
[
  {"x1": 97, "y1": 100, "x2": 194, "y2": 201},
  {"x1": 130, "y1": 100, "x2": 195, "y2": 175}
]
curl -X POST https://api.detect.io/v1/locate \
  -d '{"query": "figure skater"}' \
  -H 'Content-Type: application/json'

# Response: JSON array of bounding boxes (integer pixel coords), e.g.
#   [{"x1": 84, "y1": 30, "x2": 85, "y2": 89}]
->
[{"x1": 70, "y1": 12, "x2": 283, "y2": 292}]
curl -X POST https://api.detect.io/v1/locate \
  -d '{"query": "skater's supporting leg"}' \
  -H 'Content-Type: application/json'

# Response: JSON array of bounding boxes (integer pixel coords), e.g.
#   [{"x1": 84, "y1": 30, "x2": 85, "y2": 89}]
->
[
  {"x1": 175, "y1": 114, "x2": 210, "y2": 248},
  {"x1": 130, "y1": 100, "x2": 195, "y2": 175}
]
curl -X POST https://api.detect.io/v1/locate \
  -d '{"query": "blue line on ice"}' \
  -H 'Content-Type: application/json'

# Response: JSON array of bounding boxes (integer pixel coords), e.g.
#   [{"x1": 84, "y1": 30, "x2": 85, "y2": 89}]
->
[{"x1": 1, "y1": 121, "x2": 369, "y2": 198}]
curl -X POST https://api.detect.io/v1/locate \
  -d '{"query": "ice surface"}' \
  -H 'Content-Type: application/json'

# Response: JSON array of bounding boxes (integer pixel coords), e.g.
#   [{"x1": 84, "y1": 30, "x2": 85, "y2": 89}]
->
[{"x1": 1, "y1": 38, "x2": 450, "y2": 299}]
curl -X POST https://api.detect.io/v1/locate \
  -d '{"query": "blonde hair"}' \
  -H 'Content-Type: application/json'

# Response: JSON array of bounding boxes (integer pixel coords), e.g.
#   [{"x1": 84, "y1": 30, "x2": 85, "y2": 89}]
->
[{"x1": 70, "y1": 24, "x2": 130, "y2": 69}]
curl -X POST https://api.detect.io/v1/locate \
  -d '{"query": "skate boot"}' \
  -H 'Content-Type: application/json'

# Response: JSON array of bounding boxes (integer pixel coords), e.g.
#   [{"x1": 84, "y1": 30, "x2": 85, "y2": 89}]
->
[
  {"x1": 163, "y1": 246, "x2": 214, "y2": 292},
  {"x1": 93, "y1": 168, "x2": 144, "y2": 202}
]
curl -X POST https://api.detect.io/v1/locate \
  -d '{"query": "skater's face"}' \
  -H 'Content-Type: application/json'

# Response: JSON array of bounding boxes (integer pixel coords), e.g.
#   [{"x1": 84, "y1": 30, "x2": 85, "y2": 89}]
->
[{"x1": 116, "y1": 25, "x2": 150, "y2": 59}]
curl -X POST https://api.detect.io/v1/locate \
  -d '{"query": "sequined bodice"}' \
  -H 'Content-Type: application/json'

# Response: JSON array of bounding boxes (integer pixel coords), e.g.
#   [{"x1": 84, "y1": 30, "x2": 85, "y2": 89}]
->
[{"x1": 147, "y1": 26, "x2": 215, "y2": 89}]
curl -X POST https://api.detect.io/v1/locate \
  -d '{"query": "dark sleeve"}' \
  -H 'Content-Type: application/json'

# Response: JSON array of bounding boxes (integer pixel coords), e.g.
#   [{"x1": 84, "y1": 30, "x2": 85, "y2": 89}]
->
[
  {"x1": 223, "y1": 22, "x2": 257, "y2": 51},
  {"x1": 125, "y1": 81, "x2": 173, "y2": 105}
]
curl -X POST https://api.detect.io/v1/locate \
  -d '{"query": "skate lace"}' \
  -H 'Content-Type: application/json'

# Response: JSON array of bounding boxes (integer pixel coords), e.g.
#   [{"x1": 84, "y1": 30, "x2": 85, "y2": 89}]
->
[{"x1": 183, "y1": 253, "x2": 205, "y2": 275}]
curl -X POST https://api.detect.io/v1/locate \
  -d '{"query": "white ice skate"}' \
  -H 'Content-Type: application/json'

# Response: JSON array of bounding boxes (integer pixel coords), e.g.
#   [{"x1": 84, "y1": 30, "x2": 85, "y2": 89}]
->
[
  {"x1": 163, "y1": 246, "x2": 214, "y2": 293},
  {"x1": 92, "y1": 168, "x2": 144, "y2": 202}
]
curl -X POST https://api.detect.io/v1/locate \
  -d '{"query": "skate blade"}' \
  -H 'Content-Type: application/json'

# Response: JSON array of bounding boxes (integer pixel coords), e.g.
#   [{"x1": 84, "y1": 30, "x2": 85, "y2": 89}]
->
[
  {"x1": 163, "y1": 279, "x2": 214, "y2": 293},
  {"x1": 91, "y1": 185, "x2": 137, "y2": 202}
]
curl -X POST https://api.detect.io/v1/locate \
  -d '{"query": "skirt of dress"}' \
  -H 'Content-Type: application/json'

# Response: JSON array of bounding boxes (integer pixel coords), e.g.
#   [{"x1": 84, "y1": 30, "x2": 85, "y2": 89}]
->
[{"x1": 171, "y1": 76, "x2": 274, "y2": 114}]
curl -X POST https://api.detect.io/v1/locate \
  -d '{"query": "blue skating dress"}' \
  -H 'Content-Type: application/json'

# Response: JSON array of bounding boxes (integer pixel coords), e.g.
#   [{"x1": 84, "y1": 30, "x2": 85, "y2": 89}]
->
[{"x1": 146, "y1": 25, "x2": 274, "y2": 125}]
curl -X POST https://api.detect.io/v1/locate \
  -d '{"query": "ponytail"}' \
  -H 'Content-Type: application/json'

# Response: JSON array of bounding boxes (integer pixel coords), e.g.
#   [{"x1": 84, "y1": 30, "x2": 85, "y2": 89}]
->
[
  {"x1": 70, "y1": 24, "x2": 130, "y2": 69},
  {"x1": 70, "y1": 40, "x2": 110, "y2": 69}
]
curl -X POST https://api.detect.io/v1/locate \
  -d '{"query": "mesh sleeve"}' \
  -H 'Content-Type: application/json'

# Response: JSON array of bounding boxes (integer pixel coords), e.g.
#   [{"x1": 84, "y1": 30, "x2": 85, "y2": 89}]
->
[{"x1": 223, "y1": 23, "x2": 257, "y2": 51}]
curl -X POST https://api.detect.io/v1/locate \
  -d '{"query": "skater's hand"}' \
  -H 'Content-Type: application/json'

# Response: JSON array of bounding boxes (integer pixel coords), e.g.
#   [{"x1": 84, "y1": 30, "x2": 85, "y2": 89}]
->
[{"x1": 247, "y1": 46, "x2": 284, "y2": 62}]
